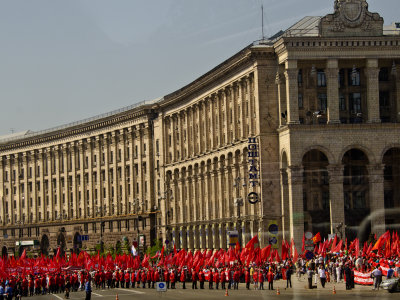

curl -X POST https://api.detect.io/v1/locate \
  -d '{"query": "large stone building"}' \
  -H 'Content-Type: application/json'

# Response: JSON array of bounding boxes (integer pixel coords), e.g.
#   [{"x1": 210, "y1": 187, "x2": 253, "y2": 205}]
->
[{"x1": 1, "y1": 0, "x2": 400, "y2": 256}]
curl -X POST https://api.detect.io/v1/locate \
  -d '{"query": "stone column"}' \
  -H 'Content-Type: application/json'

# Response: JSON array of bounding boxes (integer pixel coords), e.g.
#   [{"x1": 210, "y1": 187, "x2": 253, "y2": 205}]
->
[
  {"x1": 38, "y1": 150, "x2": 45, "y2": 221},
  {"x1": 62, "y1": 147, "x2": 69, "y2": 219},
  {"x1": 287, "y1": 166, "x2": 304, "y2": 249},
  {"x1": 284, "y1": 60, "x2": 300, "y2": 124},
  {"x1": 87, "y1": 141, "x2": 94, "y2": 217},
  {"x1": 231, "y1": 85, "x2": 238, "y2": 141},
  {"x1": 396, "y1": 75, "x2": 400, "y2": 121},
  {"x1": 79, "y1": 142, "x2": 85, "y2": 218},
  {"x1": 248, "y1": 76, "x2": 256, "y2": 135},
  {"x1": 0, "y1": 157, "x2": 4, "y2": 225},
  {"x1": 22, "y1": 153, "x2": 29, "y2": 223},
  {"x1": 365, "y1": 59, "x2": 381, "y2": 123},
  {"x1": 15, "y1": 155, "x2": 21, "y2": 222},
  {"x1": 47, "y1": 149, "x2": 53, "y2": 221},
  {"x1": 276, "y1": 71, "x2": 286, "y2": 127},
  {"x1": 280, "y1": 168, "x2": 290, "y2": 240},
  {"x1": 121, "y1": 133, "x2": 127, "y2": 215},
  {"x1": 367, "y1": 164, "x2": 385, "y2": 236},
  {"x1": 326, "y1": 59, "x2": 340, "y2": 124},
  {"x1": 327, "y1": 164, "x2": 345, "y2": 236},
  {"x1": 218, "y1": 161, "x2": 225, "y2": 220},
  {"x1": 55, "y1": 148, "x2": 61, "y2": 219},
  {"x1": 223, "y1": 89, "x2": 229, "y2": 145},
  {"x1": 178, "y1": 171, "x2": 184, "y2": 224}
]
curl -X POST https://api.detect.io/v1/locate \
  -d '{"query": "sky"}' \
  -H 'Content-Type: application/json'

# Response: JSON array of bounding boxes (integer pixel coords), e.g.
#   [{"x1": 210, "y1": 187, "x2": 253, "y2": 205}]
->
[{"x1": 0, "y1": 0, "x2": 398, "y2": 136}]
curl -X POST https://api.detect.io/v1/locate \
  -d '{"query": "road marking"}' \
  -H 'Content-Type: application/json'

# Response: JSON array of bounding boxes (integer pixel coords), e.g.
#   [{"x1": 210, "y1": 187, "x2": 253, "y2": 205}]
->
[
  {"x1": 53, "y1": 294, "x2": 64, "y2": 300},
  {"x1": 116, "y1": 288, "x2": 145, "y2": 295},
  {"x1": 92, "y1": 292, "x2": 104, "y2": 297}
]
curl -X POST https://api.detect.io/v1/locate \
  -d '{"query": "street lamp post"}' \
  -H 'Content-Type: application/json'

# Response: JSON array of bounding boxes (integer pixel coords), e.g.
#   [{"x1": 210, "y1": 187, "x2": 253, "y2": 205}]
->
[
  {"x1": 233, "y1": 177, "x2": 245, "y2": 246},
  {"x1": 15, "y1": 219, "x2": 24, "y2": 257},
  {"x1": 158, "y1": 188, "x2": 173, "y2": 250}
]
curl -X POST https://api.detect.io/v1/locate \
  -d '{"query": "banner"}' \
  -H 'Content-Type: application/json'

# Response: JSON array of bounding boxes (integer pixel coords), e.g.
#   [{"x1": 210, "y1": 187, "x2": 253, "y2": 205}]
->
[{"x1": 354, "y1": 271, "x2": 373, "y2": 285}]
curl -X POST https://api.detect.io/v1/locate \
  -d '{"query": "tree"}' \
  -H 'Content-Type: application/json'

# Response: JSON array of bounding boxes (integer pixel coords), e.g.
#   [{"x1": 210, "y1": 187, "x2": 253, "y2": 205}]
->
[{"x1": 146, "y1": 239, "x2": 162, "y2": 257}]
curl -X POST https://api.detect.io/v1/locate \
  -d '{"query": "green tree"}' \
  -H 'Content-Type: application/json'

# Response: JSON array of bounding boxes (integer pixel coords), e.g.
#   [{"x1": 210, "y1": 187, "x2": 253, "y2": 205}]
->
[{"x1": 145, "y1": 239, "x2": 162, "y2": 257}]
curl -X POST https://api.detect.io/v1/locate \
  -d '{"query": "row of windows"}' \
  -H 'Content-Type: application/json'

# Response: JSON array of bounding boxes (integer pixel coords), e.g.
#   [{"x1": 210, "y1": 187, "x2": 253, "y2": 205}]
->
[
  {"x1": 298, "y1": 67, "x2": 393, "y2": 88},
  {"x1": 2, "y1": 140, "x2": 158, "y2": 180}
]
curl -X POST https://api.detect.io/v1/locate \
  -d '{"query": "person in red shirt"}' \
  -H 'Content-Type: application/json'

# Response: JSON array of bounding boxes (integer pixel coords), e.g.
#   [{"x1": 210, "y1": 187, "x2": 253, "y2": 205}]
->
[
  {"x1": 208, "y1": 269, "x2": 214, "y2": 290},
  {"x1": 130, "y1": 271, "x2": 136, "y2": 288},
  {"x1": 163, "y1": 269, "x2": 170, "y2": 289},
  {"x1": 146, "y1": 269, "x2": 152, "y2": 289},
  {"x1": 180, "y1": 269, "x2": 186, "y2": 289},
  {"x1": 245, "y1": 268, "x2": 251, "y2": 290},
  {"x1": 170, "y1": 269, "x2": 176, "y2": 289},
  {"x1": 220, "y1": 269, "x2": 226, "y2": 290},
  {"x1": 191, "y1": 269, "x2": 198, "y2": 290},
  {"x1": 40, "y1": 276, "x2": 46, "y2": 294},
  {"x1": 135, "y1": 270, "x2": 141, "y2": 288},
  {"x1": 22, "y1": 277, "x2": 28, "y2": 297},
  {"x1": 28, "y1": 277, "x2": 34, "y2": 296},
  {"x1": 119, "y1": 271, "x2": 125, "y2": 288},
  {"x1": 258, "y1": 269, "x2": 264, "y2": 290},
  {"x1": 124, "y1": 271, "x2": 130, "y2": 289},
  {"x1": 198, "y1": 270, "x2": 205, "y2": 289},
  {"x1": 141, "y1": 270, "x2": 147, "y2": 288},
  {"x1": 213, "y1": 270, "x2": 220, "y2": 290},
  {"x1": 267, "y1": 268, "x2": 274, "y2": 290},
  {"x1": 252, "y1": 269, "x2": 258, "y2": 290},
  {"x1": 233, "y1": 269, "x2": 240, "y2": 290},
  {"x1": 153, "y1": 270, "x2": 160, "y2": 289}
]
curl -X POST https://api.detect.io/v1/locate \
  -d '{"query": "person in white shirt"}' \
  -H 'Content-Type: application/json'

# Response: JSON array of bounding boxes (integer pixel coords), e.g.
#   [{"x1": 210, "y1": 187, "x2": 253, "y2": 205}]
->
[
  {"x1": 371, "y1": 265, "x2": 382, "y2": 291},
  {"x1": 336, "y1": 265, "x2": 341, "y2": 283},
  {"x1": 318, "y1": 265, "x2": 327, "y2": 288}
]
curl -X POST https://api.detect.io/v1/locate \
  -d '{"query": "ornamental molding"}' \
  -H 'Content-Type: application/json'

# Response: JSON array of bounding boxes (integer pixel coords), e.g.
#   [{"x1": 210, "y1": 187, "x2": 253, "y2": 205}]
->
[{"x1": 320, "y1": 0, "x2": 383, "y2": 37}]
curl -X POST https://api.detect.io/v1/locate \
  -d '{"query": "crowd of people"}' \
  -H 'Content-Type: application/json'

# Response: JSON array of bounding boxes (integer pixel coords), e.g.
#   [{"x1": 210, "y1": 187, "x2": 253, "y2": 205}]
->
[
  {"x1": 1, "y1": 231, "x2": 400, "y2": 299},
  {"x1": 0, "y1": 253, "x2": 399, "y2": 300}
]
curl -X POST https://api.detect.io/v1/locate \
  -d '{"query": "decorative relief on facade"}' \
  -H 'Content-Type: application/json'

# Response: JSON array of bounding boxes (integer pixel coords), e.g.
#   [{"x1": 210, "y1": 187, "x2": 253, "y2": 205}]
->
[{"x1": 320, "y1": 0, "x2": 383, "y2": 37}]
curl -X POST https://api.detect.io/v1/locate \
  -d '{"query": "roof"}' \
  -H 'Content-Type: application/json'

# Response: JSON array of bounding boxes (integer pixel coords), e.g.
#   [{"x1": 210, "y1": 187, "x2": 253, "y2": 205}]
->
[
  {"x1": 281, "y1": 16, "x2": 321, "y2": 38},
  {"x1": 0, "y1": 130, "x2": 34, "y2": 143}
]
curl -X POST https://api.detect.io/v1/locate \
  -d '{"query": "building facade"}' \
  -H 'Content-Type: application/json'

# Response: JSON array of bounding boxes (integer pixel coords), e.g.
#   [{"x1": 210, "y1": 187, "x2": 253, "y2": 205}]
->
[{"x1": 1, "y1": 0, "x2": 400, "y2": 256}]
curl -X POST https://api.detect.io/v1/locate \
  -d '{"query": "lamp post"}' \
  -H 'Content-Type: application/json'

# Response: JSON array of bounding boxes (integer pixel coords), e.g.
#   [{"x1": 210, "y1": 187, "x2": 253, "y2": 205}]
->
[
  {"x1": 15, "y1": 219, "x2": 24, "y2": 257},
  {"x1": 233, "y1": 177, "x2": 245, "y2": 246},
  {"x1": 96, "y1": 207, "x2": 107, "y2": 253},
  {"x1": 158, "y1": 188, "x2": 173, "y2": 249},
  {"x1": 133, "y1": 198, "x2": 142, "y2": 253}
]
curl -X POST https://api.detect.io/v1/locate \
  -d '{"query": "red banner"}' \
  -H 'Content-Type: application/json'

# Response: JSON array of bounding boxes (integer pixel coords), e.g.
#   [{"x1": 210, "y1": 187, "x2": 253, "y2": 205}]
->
[{"x1": 354, "y1": 271, "x2": 373, "y2": 285}]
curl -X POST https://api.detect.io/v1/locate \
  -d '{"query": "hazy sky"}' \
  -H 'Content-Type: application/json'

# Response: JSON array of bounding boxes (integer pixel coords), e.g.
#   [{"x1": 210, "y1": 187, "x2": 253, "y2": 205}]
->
[{"x1": 0, "y1": 0, "x2": 398, "y2": 136}]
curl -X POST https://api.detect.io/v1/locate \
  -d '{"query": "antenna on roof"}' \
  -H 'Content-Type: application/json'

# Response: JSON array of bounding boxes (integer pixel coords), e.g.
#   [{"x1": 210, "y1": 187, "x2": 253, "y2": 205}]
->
[
  {"x1": 10, "y1": 128, "x2": 15, "y2": 134},
  {"x1": 261, "y1": 4, "x2": 265, "y2": 40}
]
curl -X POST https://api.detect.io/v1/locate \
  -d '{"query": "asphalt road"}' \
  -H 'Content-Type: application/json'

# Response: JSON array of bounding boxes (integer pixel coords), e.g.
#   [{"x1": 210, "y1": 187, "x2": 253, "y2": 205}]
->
[{"x1": 25, "y1": 280, "x2": 400, "y2": 300}]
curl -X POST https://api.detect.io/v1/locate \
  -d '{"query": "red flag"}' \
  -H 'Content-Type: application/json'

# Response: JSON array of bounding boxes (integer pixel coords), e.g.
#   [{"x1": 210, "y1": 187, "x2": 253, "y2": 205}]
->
[
  {"x1": 19, "y1": 249, "x2": 27, "y2": 262},
  {"x1": 331, "y1": 235, "x2": 337, "y2": 252},
  {"x1": 261, "y1": 245, "x2": 271, "y2": 262},
  {"x1": 301, "y1": 233, "x2": 305, "y2": 253},
  {"x1": 235, "y1": 241, "x2": 241, "y2": 255},
  {"x1": 281, "y1": 240, "x2": 289, "y2": 261},
  {"x1": 245, "y1": 235, "x2": 259, "y2": 250},
  {"x1": 372, "y1": 231, "x2": 390, "y2": 251},
  {"x1": 331, "y1": 240, "x2": 343, "y2": 253},
  {"x1": 354, "y1": 238, "x2": 360, "y2": 257},
  {"x1": 313, "y1": 232, "x2": 321, "y2": 244},
  {"x1": 293, "y1": 246, "x2": 299, "y2": 262}
]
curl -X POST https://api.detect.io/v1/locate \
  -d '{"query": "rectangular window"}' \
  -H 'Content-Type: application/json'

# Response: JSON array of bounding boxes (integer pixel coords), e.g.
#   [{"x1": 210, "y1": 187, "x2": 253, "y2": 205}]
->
[
  {"x1": 350, "y1": 93, "x2": 362, "y2": 113},
  {"x1": 317, "y1": 70, "x2": 326, "y2": 87},
  {"x1": 298, "y1": 69, "x2": 303, "y2": 87},
  {"x1": 298, "y1": 93, "x2": 303, "y2": 109},
  {"x1": 348, "y1": 68, "x2": 361, "y2": 86},
  {"x1": 379, "y1": 91, "x2": 390, "y2": 107},
  {"x1": 318, "y1": 94, "x2": 327, "y2": 111},
  {"x1": 339, "y1": 94, "x2": 346, "y2": 111}
]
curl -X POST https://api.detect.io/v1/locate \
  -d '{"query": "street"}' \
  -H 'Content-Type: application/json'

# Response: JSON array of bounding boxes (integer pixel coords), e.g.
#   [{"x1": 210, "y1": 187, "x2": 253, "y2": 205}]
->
[{"x1": 27, "y1": 279, "x2": 399, "y2": 300}]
